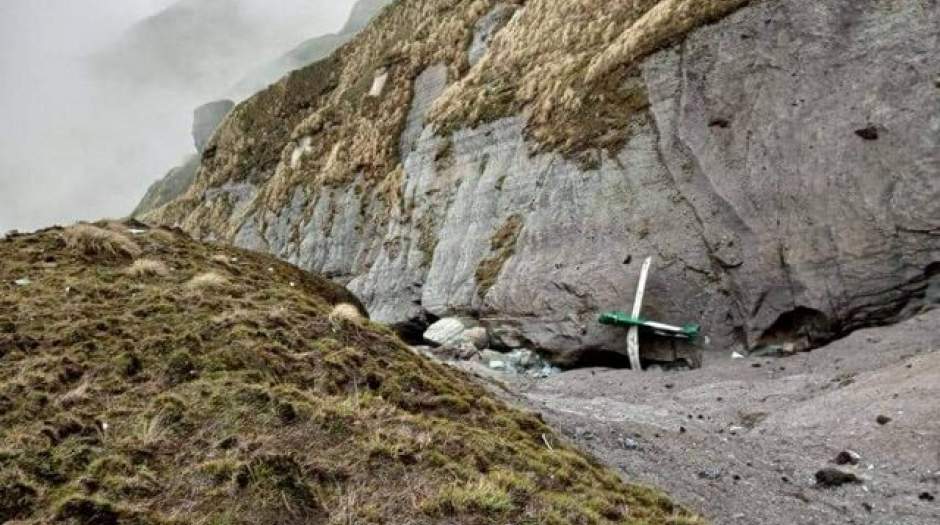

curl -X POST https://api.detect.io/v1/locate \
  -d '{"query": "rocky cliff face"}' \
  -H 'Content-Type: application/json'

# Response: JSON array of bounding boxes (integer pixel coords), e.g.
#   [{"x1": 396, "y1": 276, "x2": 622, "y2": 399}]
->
[
  {"x1": 133, "y1": 0, "x2": 392, "y2": 219},
  {"x1": 133, "y1": 100, "x2": 234, "y2": 217},
  {"x1": 193, "y1": 100, "x2": 235, "y2": 153},
  {"x1": 146, "y1": 0, "x2": 940, "y2": 365}
]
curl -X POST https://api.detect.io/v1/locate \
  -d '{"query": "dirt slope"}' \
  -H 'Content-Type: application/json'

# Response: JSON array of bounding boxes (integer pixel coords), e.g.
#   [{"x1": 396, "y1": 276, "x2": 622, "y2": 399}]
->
[
  {"x1": 0, "y1": 223, "x2": 698, "y2": 525},
  {"x1": 505, "y1": 310, "x2": 940, "y2": 524}
]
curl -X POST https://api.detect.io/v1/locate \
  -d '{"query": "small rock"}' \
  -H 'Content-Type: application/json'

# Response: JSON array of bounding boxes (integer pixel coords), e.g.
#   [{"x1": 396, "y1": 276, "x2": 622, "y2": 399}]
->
[
  {"x1": 876, "y1": 415, "x2": 892, "y2": 426},
  {"x1": 487, "y1": 325, "x2": 526, "y2": 349},
  {"x1": 731, "y1": 351, "x2": 745, "y2": 359},
  {"x1": 621, "y1": 437, "x2": 640, "y2": 450},
  {"x1": 424, "y1": 317, "x2": 478, "y2": 347},
  {"x1": 479, "y1": 349, "x2": 505, "y2": 363},
  {"x1": 461, "y1": 326, "x2": 489, "y2": 349},
  {"x1": 575, "y1": 428, "x2": 596, "y2": 441},
  {"x1": 513, "y1": 349, "x2": 545, "y2": 369},
  {"x1": 698, "y1": 468, "x2": 722, "y2": 481},
  {"x1": 815, "y1": 468, "x2": 862, "y2": 488},
  {"x1": 488, "y1": 360, "x2": 507, "y2": 371},
  {"x1": 833, "y1": 450, "x2": 861, "y2": 466},
  {"x1": 14, "y1": 278, "x2": 31, "y2": 287},
  {"x1": 919, "y1": 492, "x2": 935, "y2": 502},
  {"x1": 529, "y1": 364, "x2": 560, "y2": 379},
  {"x1": 664, "y1": 383, "x2": 675, "y2": 389},
  {"x1": 855, "y1": 126, "x2": 879, "y2": 141},
  {"x1": 453, "y1": 341, "x2": 480, "y2": 360}
]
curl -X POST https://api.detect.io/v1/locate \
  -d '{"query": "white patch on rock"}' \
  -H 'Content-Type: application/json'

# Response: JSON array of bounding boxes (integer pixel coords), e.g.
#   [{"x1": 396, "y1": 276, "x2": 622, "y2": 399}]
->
[
  {"x1": 291, "y1": 137, "x2": 313, "y2": 169},
  {"x1": 369, "y1": 68, "x2": 389, "y2": 97}
]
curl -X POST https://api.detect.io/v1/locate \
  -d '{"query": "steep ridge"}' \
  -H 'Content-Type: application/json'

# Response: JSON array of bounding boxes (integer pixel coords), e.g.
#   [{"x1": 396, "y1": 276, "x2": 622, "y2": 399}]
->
[
  {"x1": 145, "y1": 0, "x2": 940, "y2": 364},
  {"x1": 230, "y1": 0, "x2": 395, "y2": 100},
  {"x1": 132, "y1": 0, "x2": 393, "y2": 220},
  {"x1": 0, "y1": 223, "x2": 697, "y2": 524}
]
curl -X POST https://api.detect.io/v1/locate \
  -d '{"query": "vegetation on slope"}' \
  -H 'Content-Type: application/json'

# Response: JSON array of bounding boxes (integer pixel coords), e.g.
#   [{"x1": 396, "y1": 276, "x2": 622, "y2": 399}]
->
[
  {"x1": 0, "y1": 222, "x2": 700, "y2": 524},
  {"x1": 148, "y1": 0, "x2": 752, "y2": 233}
]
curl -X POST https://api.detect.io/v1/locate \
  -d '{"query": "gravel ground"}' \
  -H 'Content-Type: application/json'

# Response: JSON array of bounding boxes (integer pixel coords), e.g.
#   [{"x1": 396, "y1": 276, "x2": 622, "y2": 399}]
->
[{"x1": 466, "y1": 309, "x2": 940, "y2": 524}]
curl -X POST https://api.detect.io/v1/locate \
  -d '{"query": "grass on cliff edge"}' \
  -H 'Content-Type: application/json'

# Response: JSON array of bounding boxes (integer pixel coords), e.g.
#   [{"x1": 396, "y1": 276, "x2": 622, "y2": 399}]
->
[{"x1": 0, "y1": 222, "x2": 702, "y2": 525}]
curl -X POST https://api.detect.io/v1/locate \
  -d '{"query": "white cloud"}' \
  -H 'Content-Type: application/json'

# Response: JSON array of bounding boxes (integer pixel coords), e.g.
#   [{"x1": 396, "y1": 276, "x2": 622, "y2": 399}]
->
[{"x1": 0, "y1": 0, "x2": 356, "y2": 232}]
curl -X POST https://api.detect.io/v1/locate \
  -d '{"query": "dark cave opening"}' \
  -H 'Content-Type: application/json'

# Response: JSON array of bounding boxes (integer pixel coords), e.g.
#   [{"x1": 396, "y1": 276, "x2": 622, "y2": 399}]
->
[
  {"x1": 757, "y1": 306, "x2": 833, "y2": 351},
  {"x1": 394, "y1": 313, "x2": 440, "y2": 346}
]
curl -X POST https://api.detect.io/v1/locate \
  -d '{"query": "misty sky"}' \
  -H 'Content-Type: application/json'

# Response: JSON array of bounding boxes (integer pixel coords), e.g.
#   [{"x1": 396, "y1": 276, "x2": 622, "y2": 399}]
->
[{"x1": 0, "y1": 0, "x2": 356, "y2": 232}]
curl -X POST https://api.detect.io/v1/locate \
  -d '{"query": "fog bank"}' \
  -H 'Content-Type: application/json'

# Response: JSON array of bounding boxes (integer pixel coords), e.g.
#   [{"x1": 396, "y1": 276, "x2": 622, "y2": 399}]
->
[{"x1": 0, "y1": 0, "x2": 355, "y2": 232}]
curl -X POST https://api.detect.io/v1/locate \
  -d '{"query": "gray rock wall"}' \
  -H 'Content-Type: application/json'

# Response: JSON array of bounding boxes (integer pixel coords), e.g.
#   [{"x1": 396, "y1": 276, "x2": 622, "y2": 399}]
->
[{"x1": 170, "y1": 0, "x2": 940, "y2": 364}]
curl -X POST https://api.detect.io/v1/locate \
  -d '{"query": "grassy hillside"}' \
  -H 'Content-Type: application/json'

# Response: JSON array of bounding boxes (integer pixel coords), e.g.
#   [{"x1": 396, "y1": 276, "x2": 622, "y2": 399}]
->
[{"x1": 0, "y1": 223, "x2": 700, "y2": 524}]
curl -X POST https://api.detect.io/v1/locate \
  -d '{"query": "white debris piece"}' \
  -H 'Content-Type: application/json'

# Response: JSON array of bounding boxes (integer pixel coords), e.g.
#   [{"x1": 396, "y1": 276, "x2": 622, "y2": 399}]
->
[
  {"x1": 14, "y1": 278, "x2": 31, "y2": 286},
  {"x1": 732, "y1": 351, "x2": 745, "y2": 359}
]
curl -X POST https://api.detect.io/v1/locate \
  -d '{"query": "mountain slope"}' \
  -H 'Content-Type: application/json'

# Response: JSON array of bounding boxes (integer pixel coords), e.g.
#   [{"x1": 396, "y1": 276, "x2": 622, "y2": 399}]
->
[
  {"x1": 146, "y1": 0, "x2": 940, "y2": 364},
  {"x1": 131, "y1": 0, "x2": 393, "y2": 221},
  {"x1": 91, "y1": 0, "x2": 345, "y2": 97},
  {"x1": 0, "y1": 223, "x2": 698, "y2": 524},
  {"x1": 231, "y1": 0, "x2": 394, "y2": 99}
]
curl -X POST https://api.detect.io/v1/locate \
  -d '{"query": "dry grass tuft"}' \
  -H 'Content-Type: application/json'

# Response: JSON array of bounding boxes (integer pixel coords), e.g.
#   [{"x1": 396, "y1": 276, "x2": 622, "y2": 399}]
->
[
  {"x1": 185, "y1": 272, "x2": 230, "y2": 290},
  {"x1": 147, "y1": 227, "x2": 179, "y2": 245},
  {"x1": 62, "y1": 224, "x2": 142, "y2": 260},
  {"x1": 211, "y1": 254, "x2": 235, "y2": 264},
  {"x1": 330, "y1": 303, "x2": 364, "y2": 323},
  {"x1": 125, "y1": 259, "x2": 170, "y2": 278}
]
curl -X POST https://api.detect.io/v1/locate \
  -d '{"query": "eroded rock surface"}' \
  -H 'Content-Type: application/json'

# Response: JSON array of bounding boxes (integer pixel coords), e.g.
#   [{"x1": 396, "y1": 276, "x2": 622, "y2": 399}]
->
[{"x1": 147, "y1": 0, "x2": 940, "y2": 364}]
